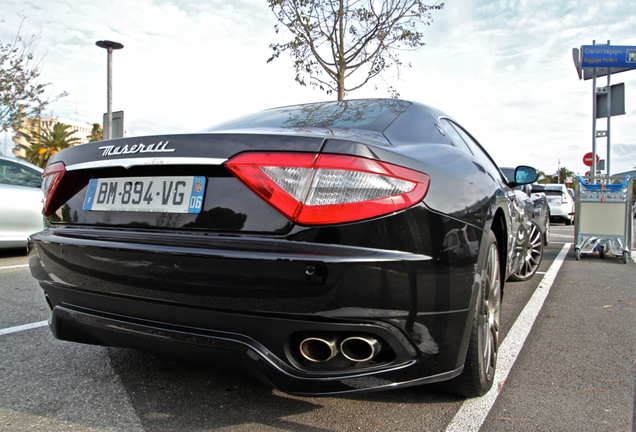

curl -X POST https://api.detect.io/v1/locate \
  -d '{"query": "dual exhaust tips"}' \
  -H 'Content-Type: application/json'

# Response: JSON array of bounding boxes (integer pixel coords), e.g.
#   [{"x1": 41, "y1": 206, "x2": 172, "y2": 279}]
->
[{"x1": 299, "y1": 334, "x2": 382, "y2": 363}]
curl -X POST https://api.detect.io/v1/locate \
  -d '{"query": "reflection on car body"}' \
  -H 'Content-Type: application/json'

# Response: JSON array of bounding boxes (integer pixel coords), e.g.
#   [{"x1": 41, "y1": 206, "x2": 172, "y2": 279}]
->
[
  {"x1": 0, "y1": 155, "x2": 44, "y2": 249},
  {"x1": 440, "y1": 226, "x2": 479, "y2": 265},
  {"x1": 29, "y1": 99, "x2": 539, "y2": 397},
  {"x1": 499, "y1": 168, "x2": 549, "y2": 281}
]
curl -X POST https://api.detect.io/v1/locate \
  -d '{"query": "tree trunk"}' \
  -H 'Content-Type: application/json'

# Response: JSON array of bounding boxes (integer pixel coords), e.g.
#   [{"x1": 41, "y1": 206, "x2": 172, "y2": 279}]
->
[{"x1": 337, "y1": 0, "x2": 345, "y2": 101}]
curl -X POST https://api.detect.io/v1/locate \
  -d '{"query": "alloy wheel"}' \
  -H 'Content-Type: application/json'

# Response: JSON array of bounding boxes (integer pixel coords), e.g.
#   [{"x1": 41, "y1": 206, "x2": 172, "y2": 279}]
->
[
  {"x1": 517, "y1": 222, "x2": 543, "y2": 279},
  {"x1": 481, "y1": 242, "x2": 501, "y2": 379}
]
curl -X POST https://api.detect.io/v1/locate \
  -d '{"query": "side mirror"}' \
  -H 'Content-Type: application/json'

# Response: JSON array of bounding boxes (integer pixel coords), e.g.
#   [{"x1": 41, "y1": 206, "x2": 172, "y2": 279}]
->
[{"x1": 514, "y1": 166, "x2": 538, "y2": 185}]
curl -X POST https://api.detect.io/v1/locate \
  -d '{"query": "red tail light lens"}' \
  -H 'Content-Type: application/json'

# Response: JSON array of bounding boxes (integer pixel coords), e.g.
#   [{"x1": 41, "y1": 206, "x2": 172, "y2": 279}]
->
[
  {"x1": 225, "y1": 153, "x2": 429, "y2": 225},
  {"x1": 42, "y1": 162, "x2": 85, "y2": 216},
  {"x1": 42, "y1": 162, "x2": 67, "y2": 216}
]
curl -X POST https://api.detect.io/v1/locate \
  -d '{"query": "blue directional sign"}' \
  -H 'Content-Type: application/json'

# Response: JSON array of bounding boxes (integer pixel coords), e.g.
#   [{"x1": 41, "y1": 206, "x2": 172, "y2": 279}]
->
[{"x1": 580, "y1": 45, "x2": 636, "y2": 68}]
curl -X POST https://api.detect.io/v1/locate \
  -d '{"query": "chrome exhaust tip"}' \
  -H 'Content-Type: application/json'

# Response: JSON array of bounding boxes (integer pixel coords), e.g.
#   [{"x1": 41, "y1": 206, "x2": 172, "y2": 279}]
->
[
  {"x1": 299, "y1": 336, "x2": 339, "y2": 362},
  {"x1": 340, "y1": 335, "x2": 382, "y2": 362}
]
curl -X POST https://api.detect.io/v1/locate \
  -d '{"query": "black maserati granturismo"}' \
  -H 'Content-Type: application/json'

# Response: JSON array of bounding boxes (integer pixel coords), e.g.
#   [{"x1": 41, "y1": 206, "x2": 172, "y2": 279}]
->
[{"x1": 28, "y1": 99, "x2": 538, "y2": 397}]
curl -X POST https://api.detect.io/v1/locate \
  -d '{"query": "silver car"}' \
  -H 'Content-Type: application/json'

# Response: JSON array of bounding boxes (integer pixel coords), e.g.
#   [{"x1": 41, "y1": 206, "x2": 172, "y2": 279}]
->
[{"x1": 0, "y1": 155, "x2": 44, "y2": 249}]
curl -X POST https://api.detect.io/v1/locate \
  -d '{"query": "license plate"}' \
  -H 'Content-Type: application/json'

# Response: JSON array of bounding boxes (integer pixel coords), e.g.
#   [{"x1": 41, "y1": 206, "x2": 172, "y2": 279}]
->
[{"x1": 83, "y1": 176, "x2": 206, "y2": 213}]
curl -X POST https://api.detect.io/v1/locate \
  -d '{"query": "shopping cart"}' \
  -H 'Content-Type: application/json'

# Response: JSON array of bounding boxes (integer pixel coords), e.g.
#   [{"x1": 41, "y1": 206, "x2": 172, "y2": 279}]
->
[{"x1": 574, "y1": 175, "x2": 632, "y2": 263}]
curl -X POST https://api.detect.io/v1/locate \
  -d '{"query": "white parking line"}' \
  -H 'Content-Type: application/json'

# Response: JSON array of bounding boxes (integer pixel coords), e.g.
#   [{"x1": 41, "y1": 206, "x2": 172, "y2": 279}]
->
[
  {"x1": 446, "y1": 243, "x2": 571, "y2": 432},
  {"x1": 0, "y1": 264, "x2": 29, "y2": 270},
  {"x1": 0, "y1": 320, "x2": 49, "y2": 336}
]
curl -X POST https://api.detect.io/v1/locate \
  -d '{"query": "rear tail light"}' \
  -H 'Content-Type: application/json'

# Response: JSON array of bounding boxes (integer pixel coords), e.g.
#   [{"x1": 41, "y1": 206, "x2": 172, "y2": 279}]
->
[
  {"x1": 42, "y1": 162, "x2": 85, "y2": 216},
  {"x1": 225, "y1": 152, "x2": 429, "y2": 225}
]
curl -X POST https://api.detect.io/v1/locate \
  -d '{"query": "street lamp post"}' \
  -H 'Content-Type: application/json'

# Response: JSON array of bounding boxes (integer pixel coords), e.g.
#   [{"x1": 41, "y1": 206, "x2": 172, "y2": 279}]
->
[{"x1": 96, "y1": 40, "x2": 124, "y2": 140}]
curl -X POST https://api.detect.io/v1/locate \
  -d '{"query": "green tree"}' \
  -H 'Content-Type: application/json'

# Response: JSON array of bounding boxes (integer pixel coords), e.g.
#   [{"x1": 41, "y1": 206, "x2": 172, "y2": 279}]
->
[
  {"x1": 26, "y1": 122, "x2": 81, "y2": 168},
  {"x1": 553, "y1": 167, "x2": 575, "y2": 186},
  {"x1": 267, "y1": 0, "x2": 444, "y2": 100},
  {"x1": 536, "y1": 170, "x2": 551, "y2": 184},
  {"x1": 0, "y1": 20, "x2": 67, "y2": 132},
  {"x1": 87, "y1": 123, "x2": 103, "y2": 142}
]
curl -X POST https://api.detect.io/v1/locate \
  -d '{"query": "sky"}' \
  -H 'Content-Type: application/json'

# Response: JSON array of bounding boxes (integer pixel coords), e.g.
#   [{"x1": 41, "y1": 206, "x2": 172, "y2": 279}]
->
[{"x1": 2, "y1": 0, "x2": 636, "y2": 177}]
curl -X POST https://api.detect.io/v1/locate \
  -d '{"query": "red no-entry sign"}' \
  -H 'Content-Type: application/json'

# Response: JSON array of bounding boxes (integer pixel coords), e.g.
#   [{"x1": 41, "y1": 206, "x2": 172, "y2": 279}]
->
[{"x1": 583, "y1": 152, "x2": 599, "y2": 167}]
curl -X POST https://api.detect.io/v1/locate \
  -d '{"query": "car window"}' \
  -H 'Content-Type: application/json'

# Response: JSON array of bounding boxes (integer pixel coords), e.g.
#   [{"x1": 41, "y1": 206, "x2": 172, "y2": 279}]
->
[
  {"x1": 447, "y1": 121, "x2": 502, "y2": 181},
  {"x1": 544, "y1": 190, "x2": 564, "y2": 196},
  {"x1": 0, "y1": 160, "x2": 42, "y2": 188},
  {"x1": 545, "y1": 186, "x2": 566, "y2": 196},
  {"x1": 500, "y1": 168, "x2": 514, "y2": 182},
  {"x1": 439, "y1": 119, "x2": 473, "y2": 155}
]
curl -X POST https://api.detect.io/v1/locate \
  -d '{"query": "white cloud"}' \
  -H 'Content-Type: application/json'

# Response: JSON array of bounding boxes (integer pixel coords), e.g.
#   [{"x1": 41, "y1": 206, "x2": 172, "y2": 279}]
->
[
  {"x1": 394, "y1": 0, "x2": 636, "y2": 175},
  {"x1": 1, "y1": 0, "x2": 636, "y2": 176}
]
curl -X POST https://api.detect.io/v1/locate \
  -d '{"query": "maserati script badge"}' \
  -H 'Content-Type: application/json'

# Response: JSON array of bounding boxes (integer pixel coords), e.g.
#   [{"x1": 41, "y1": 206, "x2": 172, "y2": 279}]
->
[{"x1": 98, "y1": 141, "x2": 175, "y2": 157}]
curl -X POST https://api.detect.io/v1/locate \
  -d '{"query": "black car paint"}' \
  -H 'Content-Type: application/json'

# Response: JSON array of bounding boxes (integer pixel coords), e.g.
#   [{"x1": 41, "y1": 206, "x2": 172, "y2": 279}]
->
[{"x1": 29, "y1": 100, "x2": 533, "y2": 395}]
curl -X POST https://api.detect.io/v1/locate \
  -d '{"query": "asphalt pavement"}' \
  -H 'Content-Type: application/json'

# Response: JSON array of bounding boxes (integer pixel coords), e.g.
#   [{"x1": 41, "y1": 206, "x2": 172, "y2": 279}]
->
[
  {"x1": 482, "y1": 238, "x2": 636, "y2": 431},
  {"x1": 1, "y1": 224, "x2": 635, "y2": 431}
]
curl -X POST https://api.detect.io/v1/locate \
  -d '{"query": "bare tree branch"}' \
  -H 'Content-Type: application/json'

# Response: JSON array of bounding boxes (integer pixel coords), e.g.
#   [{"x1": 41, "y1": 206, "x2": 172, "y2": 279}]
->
[
  {"x1": 267, "y1": 0, "x2": 443, "y2": 100},
  {"x1": 0, "y1": 19, "x2": 67, "y2": 132}
]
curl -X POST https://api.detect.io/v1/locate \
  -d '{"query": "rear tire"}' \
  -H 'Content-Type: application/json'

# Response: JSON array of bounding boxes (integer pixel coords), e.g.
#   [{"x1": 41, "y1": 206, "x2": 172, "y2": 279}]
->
[{"x1": 445, "y1": 231, "x2": 501, "y2": 397}]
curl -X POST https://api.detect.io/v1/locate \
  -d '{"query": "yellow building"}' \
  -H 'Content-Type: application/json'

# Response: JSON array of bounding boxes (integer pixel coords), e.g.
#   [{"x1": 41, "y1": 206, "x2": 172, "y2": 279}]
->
[{"x1": 12, "y1": 114, "x2": 95, "y2": 159}]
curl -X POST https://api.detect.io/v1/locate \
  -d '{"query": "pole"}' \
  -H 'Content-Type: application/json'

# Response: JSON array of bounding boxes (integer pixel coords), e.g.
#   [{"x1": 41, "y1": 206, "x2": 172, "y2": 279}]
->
[
  {"x1": 95, "y1": 41, "x2": 123, "y2": 140},
  {"x1": 106, "y1": 46, "x2": 113, "y2": 140},
  {"x1": 606, "y1": 39, "x2": 611, "y2": 177},
  {"x1": 591, "y1": 40, "x2": 597, "y2": 183}
]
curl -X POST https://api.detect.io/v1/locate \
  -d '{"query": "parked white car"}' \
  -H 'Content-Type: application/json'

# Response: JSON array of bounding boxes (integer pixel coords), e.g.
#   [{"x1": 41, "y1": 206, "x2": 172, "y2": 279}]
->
[
  {"x1": 545, "y1": 184, "x2": 575, "y2": 225},
  {"x1": 0, "y1": 155, "x2": 44, "y2": 248}
]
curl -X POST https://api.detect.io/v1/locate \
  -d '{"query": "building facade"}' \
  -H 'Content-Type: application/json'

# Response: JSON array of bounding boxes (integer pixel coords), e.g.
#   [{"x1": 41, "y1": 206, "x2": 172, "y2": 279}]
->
[{"x1": 12, "y1": 114, "x2": 96, "y2": 159}]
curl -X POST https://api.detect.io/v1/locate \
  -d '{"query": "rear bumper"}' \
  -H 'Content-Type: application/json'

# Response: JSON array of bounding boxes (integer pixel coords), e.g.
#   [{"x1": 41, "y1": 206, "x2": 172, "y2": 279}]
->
[
  {"x1": 28, "y1": 213, "x2": 481, "y2": 395},
  {"x1": 44, "y1": 286, "x2": 464, "y2": 395},
  {"x1": 548, "y1": 204, "x2": 573, "y2": 219}
]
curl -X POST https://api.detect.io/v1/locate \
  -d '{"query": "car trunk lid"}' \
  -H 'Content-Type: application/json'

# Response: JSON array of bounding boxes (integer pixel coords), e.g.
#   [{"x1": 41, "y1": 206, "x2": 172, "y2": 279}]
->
[{"x1": 44, "y1": 133, "x2": 326, "y2": 234}]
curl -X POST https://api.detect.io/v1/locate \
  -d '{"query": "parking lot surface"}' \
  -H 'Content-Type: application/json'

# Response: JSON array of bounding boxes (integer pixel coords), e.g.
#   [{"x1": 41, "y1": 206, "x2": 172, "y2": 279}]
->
[{"x1": 1, "y1": 224, "x2": 634, "y2": 431}]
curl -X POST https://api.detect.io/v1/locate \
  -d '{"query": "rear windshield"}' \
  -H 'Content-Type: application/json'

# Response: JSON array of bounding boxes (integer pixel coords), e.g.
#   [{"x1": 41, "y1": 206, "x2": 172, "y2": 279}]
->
[
  {"x1": 545, "y1": 190, "x2": 564, "y2": 196},
  {"x1": 206, "y1": 99, "x2": 411, "y2": 133}
]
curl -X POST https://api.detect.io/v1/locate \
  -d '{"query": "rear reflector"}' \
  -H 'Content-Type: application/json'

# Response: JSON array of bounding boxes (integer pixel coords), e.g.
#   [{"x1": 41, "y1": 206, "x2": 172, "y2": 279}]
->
[{"x1": 225, "y1": 153, "x2": 429, "y2": 225}]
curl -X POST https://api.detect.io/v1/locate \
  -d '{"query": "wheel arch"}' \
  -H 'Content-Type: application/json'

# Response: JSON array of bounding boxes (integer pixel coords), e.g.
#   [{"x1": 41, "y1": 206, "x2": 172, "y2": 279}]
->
[{"x1": 490, "y1": 207, "x2": 508, "y2": 292}]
